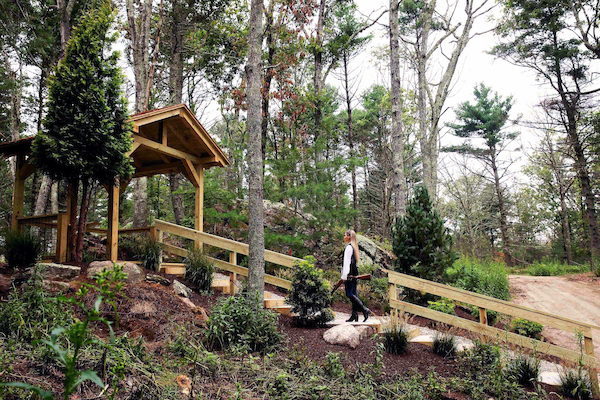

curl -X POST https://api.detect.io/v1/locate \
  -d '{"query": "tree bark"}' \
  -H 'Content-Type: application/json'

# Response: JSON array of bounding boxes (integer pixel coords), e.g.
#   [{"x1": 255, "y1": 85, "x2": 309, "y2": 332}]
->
[
  {"x1": 169, "y1": 173, "x2": 185, "y2": 224},
  {"x1": 57, "y1": 0, "x2": 76, "y2": 58},
  {"x1": 491, "y1": 152, "x2": 513, "y2": 267},
  {"x1": 389, "y1": 0, "x2": 407, "y2": 218},
  {"x1": 246, "y1": 0, "x2": 265, "y2": 299},
  {"x1": 75, "y1": 180, "x2": 90, "y2": 262}
]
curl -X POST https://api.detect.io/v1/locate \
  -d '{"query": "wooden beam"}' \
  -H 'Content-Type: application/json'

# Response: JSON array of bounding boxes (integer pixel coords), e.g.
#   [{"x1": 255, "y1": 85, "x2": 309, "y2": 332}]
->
[
  {"x1": 195, "y1": 166, "x2": 204, "y2": 248},
  {"x1": 179, "y1": 111, "x2": 227, "y2": 166},
  {"x1": 126, "y1": 142, "x2": 141, "y2": 157},
  {"x1": 199, "y1": 156, "x2": 217, "y2": 165},
  {"x1": 11, "y1": 155, "x2": 26, "y2": 230},
  {"x1": 130, "y1": 109, "x2": 180, "y2": 127},
  {"x1": 106, "y1": 183, "x2": 120, "y2": 262},
  {"x1": 133, "y1": 161, "x2": 183, "y2": 178},
  {"x1": 19, "y1": 163, "x2": 36, "y2": 180},
  {"x1": 133, "y1": 134, "x2": 202, "y2": 164},
  {"x1": 182, "y1": 159, "x2": 201, "y2": 188},
  {"x1": 55, "y1": 213, "x2": 68, "y2": 263},
  {"x1": 119, "y1": 178, "x2": 131, "y2": 196}
]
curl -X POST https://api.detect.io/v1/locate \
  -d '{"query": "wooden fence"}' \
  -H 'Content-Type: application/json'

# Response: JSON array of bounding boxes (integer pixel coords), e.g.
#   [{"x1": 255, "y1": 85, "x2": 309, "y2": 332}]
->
[
  {"x1": 154, "y1": 219, "x2": 301, "y2": 291},
  {"x1": 384, "y1": 268, "x2": 600, "y2": 397}
]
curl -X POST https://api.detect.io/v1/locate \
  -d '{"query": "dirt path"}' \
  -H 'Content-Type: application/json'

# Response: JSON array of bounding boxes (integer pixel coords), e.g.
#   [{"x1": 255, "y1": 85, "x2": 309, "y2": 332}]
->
[{"x1": 509, "y1": 274, "x2": 600, "y2": 354}]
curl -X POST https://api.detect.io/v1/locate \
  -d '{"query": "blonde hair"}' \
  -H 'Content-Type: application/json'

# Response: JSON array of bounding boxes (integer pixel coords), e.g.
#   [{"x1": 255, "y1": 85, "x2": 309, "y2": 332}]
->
[{"x1": 346, "y1": 230, "x2": 360, "y2": 263}]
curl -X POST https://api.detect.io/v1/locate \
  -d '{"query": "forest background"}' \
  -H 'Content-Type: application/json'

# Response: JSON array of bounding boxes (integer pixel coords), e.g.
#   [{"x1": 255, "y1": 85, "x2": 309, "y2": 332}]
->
[{"x1": 1, "y1": 0, "x2": 600, "y2": 271}]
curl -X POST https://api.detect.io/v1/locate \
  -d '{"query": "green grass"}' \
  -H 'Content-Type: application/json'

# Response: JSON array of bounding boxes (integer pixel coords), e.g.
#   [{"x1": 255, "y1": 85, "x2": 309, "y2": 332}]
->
[
  {"x1": 446, "y1": 256, "x2": 511, "y2": 301},
  {"x1": 513, "y1": 261, "x2": 589, "y2": 277}
]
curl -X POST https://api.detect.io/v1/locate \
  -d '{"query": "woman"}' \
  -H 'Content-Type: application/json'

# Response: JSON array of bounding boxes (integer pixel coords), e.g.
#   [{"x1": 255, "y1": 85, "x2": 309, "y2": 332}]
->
[{"x1": 339, "y1": 230, "x2": 371, "y2": 322}]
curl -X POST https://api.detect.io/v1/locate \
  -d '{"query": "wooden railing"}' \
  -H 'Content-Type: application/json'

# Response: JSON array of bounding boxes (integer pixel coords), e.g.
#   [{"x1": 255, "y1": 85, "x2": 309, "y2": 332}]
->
[
  {"x1": 17, "y1": 213, "x2": 68, "y2": 262},
  {"x1": 154, "y1": 219, "x2": 301, "y2": 290},
  {"x1": 384, "y1": 268, "x2": 600, "y2": 396}
]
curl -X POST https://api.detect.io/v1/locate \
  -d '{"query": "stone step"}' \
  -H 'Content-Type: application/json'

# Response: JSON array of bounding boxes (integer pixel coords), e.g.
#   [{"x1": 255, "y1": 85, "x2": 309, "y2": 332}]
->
[{"x1": 539, "y1": 372, "x2": 561, "y2": 386}]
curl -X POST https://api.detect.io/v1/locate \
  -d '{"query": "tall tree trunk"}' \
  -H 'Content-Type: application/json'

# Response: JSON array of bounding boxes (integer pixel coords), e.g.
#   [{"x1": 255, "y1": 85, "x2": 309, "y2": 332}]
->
[
  {"x1": 491, "y1": 153, "x2": 513, "y2": 267},
  {"x1": 312, "y1": 0, "x2": 326, "y2": 162},
  {"x1": 34, "y1": 69, "x2": 51, "y2": 217},
  {"x1": 261, "y1": 0, "x2": 276, "y2": 161},
  {"x1": 389, "y1": 0, "x2": 407, "y2": 218},
  {"x1": 342, "y1": 52, "x2": 359, "y2": 231},
  {"x1": 126, "y1": 0, "x2": 152, "y2": 227},
  {"x1": 57, "y1": 0, "x2": 76, "y2": 58},
  {"x1": 167, "y1": 1, "x2": 185, "y2": 225},
  {"x1": 69, "y1": 179, "x2": 79, "y2": 262},
  {"x1": 246, "y1": 0, "x2": 265, "y2": 299},
  {"x1": 559, "y1": 191, "x2": 574, "y2": 265},
  {"x1": 75, "y1": 180, "x2": 90, "y2": 262}
]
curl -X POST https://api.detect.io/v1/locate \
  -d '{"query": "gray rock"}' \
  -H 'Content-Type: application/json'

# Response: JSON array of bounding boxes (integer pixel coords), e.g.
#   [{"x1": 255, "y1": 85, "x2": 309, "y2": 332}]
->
[
  {"x1": 355, "y1": 325, "x2": 376, "y2": 340},
  {"x1": 323, "y1": 324, "x2": 361, "y2": 349},
  {"x1": 38, "y1": 263, "x2": 81, "y2": 280},
  {"x1": 42, "y1": 280, "x2": 71, "y2": 293},
  {"x1": 357, "y1": 235, "x2": 377, "y2": 259},
  {"x1": 356, "y1": 235, "x2": 393, "y2": 270},
  {"x1": 146, "y1": 274, "x2": 171, "y2": 286},
  {"x1": 88, "y1": 261, "x2": 144, "y2": 284},
  {"x1": 173, "y1": 280, "x2": 192, "y2": 298}
]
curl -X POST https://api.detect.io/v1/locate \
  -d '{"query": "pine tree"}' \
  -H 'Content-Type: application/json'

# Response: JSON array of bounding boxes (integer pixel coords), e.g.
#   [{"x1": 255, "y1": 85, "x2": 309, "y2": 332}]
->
[
  {"x1": 392, "y1": 185, "x2": 457, "y2": 281},
  {"x1": 32, "y1": 3, "x2": 133, "y2": 261}
]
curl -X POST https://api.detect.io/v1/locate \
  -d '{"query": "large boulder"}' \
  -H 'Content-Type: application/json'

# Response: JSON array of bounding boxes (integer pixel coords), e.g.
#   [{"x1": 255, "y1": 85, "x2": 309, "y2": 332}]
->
[
  {"x1": 323, "y1": 324, "x2": 361, "y2": 349},
  {"x1": 38, "y1": 263, "x2": 81, "y2": 280},
  {"x1": 88, "y1": 261, "x2": 144, "y2": 284},
  {"x1": 356, "y1": 235, "x2": 393, "y2": 269}
]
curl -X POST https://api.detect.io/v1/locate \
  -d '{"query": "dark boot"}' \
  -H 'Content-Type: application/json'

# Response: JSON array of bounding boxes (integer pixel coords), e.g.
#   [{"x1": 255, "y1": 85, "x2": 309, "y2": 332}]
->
[
  {"x1": 346, "y1": 312, "x2": 358, "y2": 322},
  {"x1": 363, "y1": 308, "x2": 372, "y2": 322}
]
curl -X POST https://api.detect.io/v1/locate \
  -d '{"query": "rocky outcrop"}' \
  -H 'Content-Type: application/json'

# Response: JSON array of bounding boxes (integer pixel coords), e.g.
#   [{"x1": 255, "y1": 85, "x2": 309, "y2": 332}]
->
[
  {"x1": 173, "y1": 280, "x2": 192, "y2": 298},
  {"x1": 323, "y1": 324, "x2": 361, "y2": 349},
  {"x1": 38, "y1": 263, "x2": 81, "y2": 280},
  {"x1": 88, "y1": 261, "x2": 144, "y2": 284},
  {"x1": 356, "y1": 235, "x2": 393, "y2": 269},
  {"x1": 42, "y1": 280, "x2": 71, "y2": 293},
  {"x1": 146, "y1": 274, "x2": 171, "y2": 286}
]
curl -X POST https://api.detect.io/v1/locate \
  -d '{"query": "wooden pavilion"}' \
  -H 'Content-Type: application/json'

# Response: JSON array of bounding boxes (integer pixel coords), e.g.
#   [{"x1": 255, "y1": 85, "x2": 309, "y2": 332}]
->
[{"x1": 0, "y1": 103, "x2": 230, "y2": 262}]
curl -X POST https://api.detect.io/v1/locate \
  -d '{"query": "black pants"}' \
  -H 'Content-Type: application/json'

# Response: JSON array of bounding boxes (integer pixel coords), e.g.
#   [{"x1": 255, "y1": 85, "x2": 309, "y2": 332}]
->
[{"x1": 345, "y1": 279, "x2": 366, "y2": 314}]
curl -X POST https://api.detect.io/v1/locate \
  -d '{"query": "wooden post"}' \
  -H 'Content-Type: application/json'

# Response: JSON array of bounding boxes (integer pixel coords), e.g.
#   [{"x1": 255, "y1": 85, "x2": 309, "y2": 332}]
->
[
  {"x1": 388, "y1": 283, "x2": 398, "y2": 324},
  {"x1": 55, "y1": 213, "x2": 69, "y2": 263},
  {"x1": 194, "y1": 166, "x2": 204, "y2": 249},
  {"x1": 584, "y1": 335, "x2": 600, "y2": 397},
  {"x1": 229, "y1": 251, "x2": 237, "y2": 296},
  {"x1": 106, "y1": 183, "x2": 120, "y2": 262},
  {"x1": 11, "y1": 155, "x2": 26, "y2": 231},
  {"x1": 479, "y1": 307, "x2": 488, "y2": 325}
]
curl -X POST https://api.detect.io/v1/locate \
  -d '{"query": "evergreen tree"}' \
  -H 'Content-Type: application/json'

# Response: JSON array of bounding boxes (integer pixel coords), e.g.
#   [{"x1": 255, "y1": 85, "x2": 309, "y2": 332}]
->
[
  {"x1": 392, "y1": 185, "x2": 457, "y2": 281},
  {"x1": 32, "y1": 3, "x2": 133, "y2": 262}
]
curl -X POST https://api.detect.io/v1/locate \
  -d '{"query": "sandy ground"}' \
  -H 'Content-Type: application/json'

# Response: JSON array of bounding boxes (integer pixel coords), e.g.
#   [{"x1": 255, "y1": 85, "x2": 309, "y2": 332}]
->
[{"x1": 509, "y1": 274, "x2": 600, "y2": 355}]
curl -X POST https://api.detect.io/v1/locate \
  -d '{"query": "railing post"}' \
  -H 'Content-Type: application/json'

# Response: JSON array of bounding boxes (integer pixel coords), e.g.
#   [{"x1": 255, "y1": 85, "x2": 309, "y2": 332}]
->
[
  {"x1": 229, "y1": 251, "x2": 237, "y2": 296},
  {"x1": 55, "y1": 213, "x2": 68, "y2": 263},
  {"x1": 584, "y1": 334, "x2": 599, "y2": 397},
  {"x1": 479, "y1": 307, "x2": 488, "y2": 325},
  {"x1": 388, "y1": 282, "x2": 398, "y2": 323}
]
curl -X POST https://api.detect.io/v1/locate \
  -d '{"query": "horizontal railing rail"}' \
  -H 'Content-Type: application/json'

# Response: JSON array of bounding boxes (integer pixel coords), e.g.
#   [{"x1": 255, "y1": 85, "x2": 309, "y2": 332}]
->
[
  {"x1": 154, "y1": 219, "x2": 298, "y2": 291},
  {"x1": 384, "y1": 268, "x2": 599, "y2": 396}
]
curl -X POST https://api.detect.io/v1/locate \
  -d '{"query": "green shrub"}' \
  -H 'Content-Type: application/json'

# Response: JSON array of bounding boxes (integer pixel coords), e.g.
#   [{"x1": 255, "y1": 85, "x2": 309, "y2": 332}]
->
[
  {"x1": 460, "y1": 340, "x2": 500, "y2": 373},
  {"x1": 510, "y1": 318, "x2": 543, "y2": 339},
  {"x1": 526, "y1": 261, "x2": 588, "y2": 277},
  {"x1": 287, "y1": 256, "x2": 334, "y2": 327},
  {"x1": 427, "y1": 298, "x2": 455, "y2": 315},
  {"x1": 323, "y1": 352, "x2": 345, "y2": 378},
  {"x1": 560, "y1": 370, "x2": 592, "y2": 400},
  {"x1": 0, "y1": 268, "x2": 73, "y2": 342},
  {"x1": 184, "y1": 248, "x2": 215, "y2": 293},
  {"x1": 392, "y1": 185, "x2": 458, "y2": 281},
  {"x1": 508, "y1": 354, "x2": 539, "y2": 386},
  {"x1": 3, "y1": 230, "x2": 41, "y2": 269},
  {"x1": 205, "y1": 293, "x2": 283, "y2": 353},
  {"x1": 383, "y1": 323, "x2": 410, "y2": 355},
  {"x1": 432, "y1": 333, "x2": 457, "y2": 358},
  {"x1": 139, "y1": 237, "x2": 162, "y2": 272},
  {"x1": 447, "y1": 256, "x2": 510, "y2": 301}
]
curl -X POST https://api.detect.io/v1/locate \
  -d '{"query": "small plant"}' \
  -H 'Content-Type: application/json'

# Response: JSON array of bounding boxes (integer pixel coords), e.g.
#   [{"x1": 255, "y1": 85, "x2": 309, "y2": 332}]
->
[
  {"x1": 0, "y1": 264, "x2": 127, "y2": 400},
  {"x1": 323, "y1": 352, "x2": 345, "y2": 378},
  {"x1": 560, "y1": 370, "x2": 592, "y2": 400},
  {"x1": 205, "y1": 292, "x2": 283, "y2": 353},
  {"x1": 139, "y1": 237, "x2": 162, "y2": 272},
  {"x1": 184, "y1": 247, "x2": 215, "y2": 293},
  {"x1": 3, "y1": 229, "x2": 41, "y2": 269},
  {"x1": 427, "y1": 298, "x2": 455, "y2": 315},
  {"x1": 508, "y1": 354, "x2": 540, "y2": 386},
  {"x1": 382, "y1": 323, "x2": 410, "y2": 355},
  {"x1": 510, "y1": 318, "x2": 543, "y2": 339},
  {"x1": 287, "y1": 256, "x2": 334, "y2": 327},
  {"x1": 433, "y1": 333, "x2": 457, "y2": 358}
]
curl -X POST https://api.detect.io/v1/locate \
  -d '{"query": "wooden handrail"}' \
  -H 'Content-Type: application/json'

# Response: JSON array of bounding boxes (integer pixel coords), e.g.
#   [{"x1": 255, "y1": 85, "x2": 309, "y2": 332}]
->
[
  {"x1": 154, "y1": 219, "x2": 303, "y2": 268},
  {"x1": 383, "y1": 269, "x2": 600, "y2": 334},
  {"x1": 384, "y1": 268, "x2": 599, "y2": 396},
  {"x1": 17, "y1": 213, "x2": 60, "y2": 222}
]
